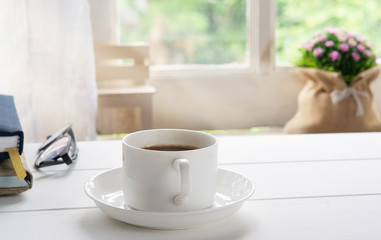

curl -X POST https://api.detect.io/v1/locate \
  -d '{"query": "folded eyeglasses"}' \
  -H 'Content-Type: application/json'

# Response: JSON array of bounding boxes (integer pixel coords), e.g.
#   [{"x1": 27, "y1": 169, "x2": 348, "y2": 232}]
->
[{"x1": 34, "y1": 124, "x2": 79, "y2": 168}]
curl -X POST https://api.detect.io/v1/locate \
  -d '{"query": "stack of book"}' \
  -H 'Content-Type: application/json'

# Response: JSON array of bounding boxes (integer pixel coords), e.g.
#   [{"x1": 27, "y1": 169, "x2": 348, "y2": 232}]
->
[{"x1": 0, "y1": 95, "x2": 32, "y2": 195}]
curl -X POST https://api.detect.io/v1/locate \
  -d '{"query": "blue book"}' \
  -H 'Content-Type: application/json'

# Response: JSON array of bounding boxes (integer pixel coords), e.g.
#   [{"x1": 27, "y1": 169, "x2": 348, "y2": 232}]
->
[{"x1": 0, "y1": 95, "x2": 24, "y2": 161}]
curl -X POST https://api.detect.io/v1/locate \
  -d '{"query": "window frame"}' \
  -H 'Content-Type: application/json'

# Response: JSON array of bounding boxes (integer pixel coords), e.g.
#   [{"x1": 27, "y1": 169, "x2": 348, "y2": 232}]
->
[{"x1": 135, "y1": 0, "x2": 280, "y2": 80}]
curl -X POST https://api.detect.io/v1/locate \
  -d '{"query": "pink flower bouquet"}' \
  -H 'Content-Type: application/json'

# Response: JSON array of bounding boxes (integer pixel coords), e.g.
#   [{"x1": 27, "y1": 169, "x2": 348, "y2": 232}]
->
[{"x1": 297, "y1": 28, "x2": 378, "y2": 85}]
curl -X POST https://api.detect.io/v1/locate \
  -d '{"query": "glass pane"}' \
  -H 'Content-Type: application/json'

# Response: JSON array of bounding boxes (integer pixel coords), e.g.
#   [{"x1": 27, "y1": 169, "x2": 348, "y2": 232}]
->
[
  {"x1": 117, "y1": 0, "x2": 247, "y2": 66},
  {"x1": 276, "y1": 0, "x2": 381, "y2": 66}
]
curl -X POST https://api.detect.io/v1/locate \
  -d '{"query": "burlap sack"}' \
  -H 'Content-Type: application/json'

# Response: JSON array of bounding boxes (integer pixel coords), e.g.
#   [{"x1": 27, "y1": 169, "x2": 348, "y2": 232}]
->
[{"x1": 284, "y1": 66, "x2": 381, "y2": 133}]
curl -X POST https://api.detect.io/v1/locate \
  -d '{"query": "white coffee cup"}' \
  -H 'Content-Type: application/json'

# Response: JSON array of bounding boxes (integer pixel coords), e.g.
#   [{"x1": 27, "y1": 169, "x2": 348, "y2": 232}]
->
[{"x1": 122, "y1": 129, "x2": 218, "y2": 212}]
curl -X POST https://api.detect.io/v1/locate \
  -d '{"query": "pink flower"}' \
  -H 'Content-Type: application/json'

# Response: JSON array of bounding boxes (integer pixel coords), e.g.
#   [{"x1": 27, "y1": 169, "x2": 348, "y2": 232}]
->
[
  {"x1": 303, "y1": 42, "x2": 314, "y2": 51},
  {"x1": 336, "y1": 29, "x2": 347, "y2": 41},
  {"x1": 340, "y1": 43, "x2": 349, "y2": 52},
  {"x1": 326, "y1": 27, "x2": 337, "y2": 34},
  {"x1": 313, "y1": 47, "x2": 324, "y2": 57},
  {"x1": 352, "y1": 52, "x2": 360, "y2": 61},
  {"x1": 356, "y1": 35, "x2": 365, "y2": 43},
  {"x1": 338, "y1": 34, "x2": 347, "y2": 42},
  {"x1": 365, "y1": 50, "x2": 372, "y2": 57},
  {"x1": 325, "y1": 40, "x2": 334, "y2": 47},
  {"x1": 319, "y1": 35, "x2": 327, "y2": 42},
  {"x1": 366, "y1": 42, "x2": 372, "y2": 48},
  {"x1": 348, "y1": 38, "x2": 357, "y2": 47},
  {"x1": 330, "y1": 51, "x2": 340, "y2": 62},
  {"x1": 347, "y1": 32, "x2": 355, "y2": 38},
  {"x1": 357, "y1": 44, "x2": 365, "y2": 52}
]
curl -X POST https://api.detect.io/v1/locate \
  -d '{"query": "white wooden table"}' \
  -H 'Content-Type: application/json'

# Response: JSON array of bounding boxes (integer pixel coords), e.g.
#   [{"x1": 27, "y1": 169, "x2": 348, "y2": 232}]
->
[{"x1": 1, "y1": 132, "x2": 381, "y2": 239}]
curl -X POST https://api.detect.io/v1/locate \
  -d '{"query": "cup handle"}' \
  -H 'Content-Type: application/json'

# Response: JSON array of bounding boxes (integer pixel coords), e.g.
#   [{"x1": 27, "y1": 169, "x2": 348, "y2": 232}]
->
[{"x1": 173, "y1": 158, "x2": 192, "y2": 205}]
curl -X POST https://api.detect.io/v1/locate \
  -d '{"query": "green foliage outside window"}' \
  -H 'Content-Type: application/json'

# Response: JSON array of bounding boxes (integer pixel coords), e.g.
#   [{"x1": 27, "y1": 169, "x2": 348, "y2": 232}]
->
[
  {"x1": 118, "y1": 0, "x2": 247, "y2": 65},
  {"x1": 118, "y1": 0, "x2": 381, "y2": 67}
]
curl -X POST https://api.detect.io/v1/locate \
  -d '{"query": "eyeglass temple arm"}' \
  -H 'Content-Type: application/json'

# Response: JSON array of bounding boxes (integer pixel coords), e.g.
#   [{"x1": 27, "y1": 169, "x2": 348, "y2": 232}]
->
[{"x1": 67, "y1": 127, "x2": 78, "y2": 159}]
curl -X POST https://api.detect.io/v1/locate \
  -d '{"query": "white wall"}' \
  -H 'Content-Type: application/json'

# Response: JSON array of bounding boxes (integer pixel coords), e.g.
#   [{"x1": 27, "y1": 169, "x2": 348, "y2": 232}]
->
[
  {"x1": 153, "y1": 68, "x2": 381, "y2": 130},
  {"x1": 149, "y1": 71, "x2": 305, "y2": 130}
]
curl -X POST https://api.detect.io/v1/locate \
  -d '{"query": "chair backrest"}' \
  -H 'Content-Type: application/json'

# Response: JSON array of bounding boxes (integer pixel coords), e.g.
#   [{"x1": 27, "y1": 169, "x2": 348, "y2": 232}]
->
[{"x1": 94, "y1": 43, "x2": 150, "y2": 88}]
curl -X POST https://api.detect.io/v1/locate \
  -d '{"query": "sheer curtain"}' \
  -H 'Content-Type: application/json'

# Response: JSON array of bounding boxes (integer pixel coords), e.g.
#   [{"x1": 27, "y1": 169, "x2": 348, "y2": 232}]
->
[{"x1": 0, "y1": 0, "x2": 97, "y2": 142}]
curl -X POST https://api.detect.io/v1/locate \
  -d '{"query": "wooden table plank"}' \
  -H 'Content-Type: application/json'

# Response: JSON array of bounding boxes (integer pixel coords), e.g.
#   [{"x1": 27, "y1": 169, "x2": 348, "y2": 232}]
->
[
  {"x1": 23, "y1": 132, "x2": 381, "y2": 171},
  {"x1": 0, "y1": 170, "x2": 97, "y2": 212},
  {"x1": 217, "y1": 132, "x2": 381, "y2": 164},
  {"x1": 2, "y1": 159, "x2": 381, "y2": 212},
  {"x1": 225, "y1": 159, "x2": 381, "y2": 200},
  {"x1": 1, "y1": 195, "x2": 381, "y2": 240}
]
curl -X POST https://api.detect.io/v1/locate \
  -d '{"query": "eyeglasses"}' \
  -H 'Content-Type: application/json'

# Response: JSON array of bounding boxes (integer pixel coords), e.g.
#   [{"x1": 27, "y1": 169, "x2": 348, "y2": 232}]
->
[{"x1": 34, "y1": 124, "x2": 79, "y2": 168}]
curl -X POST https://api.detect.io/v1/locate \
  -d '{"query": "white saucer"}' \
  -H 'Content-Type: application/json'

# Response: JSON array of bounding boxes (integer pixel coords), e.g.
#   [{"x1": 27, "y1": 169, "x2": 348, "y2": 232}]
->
[{"x1": 85, "y1": 167, "x2": 255, "y2": 230}]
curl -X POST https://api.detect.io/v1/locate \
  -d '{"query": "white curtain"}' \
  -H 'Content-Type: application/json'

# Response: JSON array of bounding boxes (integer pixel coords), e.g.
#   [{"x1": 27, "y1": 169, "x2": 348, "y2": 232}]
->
[{"x1": 0, "y1": 0, "x2": 97, "y2": 142}]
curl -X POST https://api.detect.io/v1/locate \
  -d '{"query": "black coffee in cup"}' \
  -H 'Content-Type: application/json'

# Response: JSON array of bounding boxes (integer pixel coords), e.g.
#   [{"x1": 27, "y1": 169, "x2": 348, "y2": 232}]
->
[{"x1": 142, "y1": 144, "x2": 199, "y2": 151}]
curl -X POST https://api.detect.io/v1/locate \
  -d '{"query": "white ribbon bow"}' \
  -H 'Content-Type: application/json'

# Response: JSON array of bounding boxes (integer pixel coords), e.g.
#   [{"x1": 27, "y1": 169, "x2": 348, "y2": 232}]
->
[{"x1": 330, "y1": 87, "x2": 370, "y2": 116}]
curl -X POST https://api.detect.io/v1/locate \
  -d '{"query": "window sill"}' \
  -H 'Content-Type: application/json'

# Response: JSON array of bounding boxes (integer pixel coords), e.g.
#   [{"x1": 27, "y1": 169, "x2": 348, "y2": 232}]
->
[{"x1": 150, "y1": 65, "x2": 300, "y2": 81}]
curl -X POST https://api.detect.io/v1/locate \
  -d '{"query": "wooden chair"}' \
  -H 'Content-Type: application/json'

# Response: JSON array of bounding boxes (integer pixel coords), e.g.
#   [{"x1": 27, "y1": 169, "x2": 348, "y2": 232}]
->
[{"x1": 94, "y1": 43, "x2": 155, "y2": 134}]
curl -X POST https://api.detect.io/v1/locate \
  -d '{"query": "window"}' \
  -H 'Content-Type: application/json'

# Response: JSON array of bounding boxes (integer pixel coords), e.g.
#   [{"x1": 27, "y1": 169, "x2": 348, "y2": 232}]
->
[
  {"x1": 114, "y1": 0, "x2": 381, "y2": 74},
  {"x1": 115, "y1": 0, "x2": 275, "y2": 76},
  {"x1": 117, "y1": 0, "x2": 248, "y2": 66}
]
